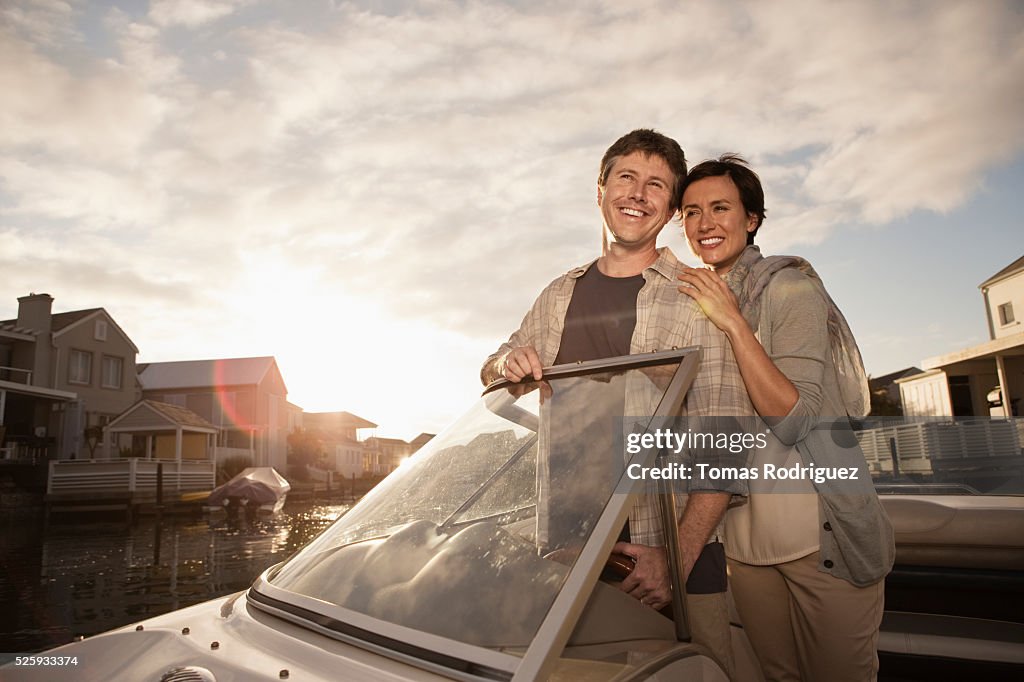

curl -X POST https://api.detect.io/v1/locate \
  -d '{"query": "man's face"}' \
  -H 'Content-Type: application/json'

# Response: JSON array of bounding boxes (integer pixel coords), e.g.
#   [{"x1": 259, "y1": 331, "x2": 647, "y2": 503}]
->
[
  {"x1": 598, "y1": 151, "x2": 677, "y2": 251},
  {"x1": 682, "y1": 175, "x2": 757, "y2": 275}
]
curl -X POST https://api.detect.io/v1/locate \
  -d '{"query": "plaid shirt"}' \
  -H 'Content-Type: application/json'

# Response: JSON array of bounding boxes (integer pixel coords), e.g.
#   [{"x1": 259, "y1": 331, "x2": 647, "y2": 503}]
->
[{"x1": 483, "y1": 247, "x2": 752, "y2": 546}]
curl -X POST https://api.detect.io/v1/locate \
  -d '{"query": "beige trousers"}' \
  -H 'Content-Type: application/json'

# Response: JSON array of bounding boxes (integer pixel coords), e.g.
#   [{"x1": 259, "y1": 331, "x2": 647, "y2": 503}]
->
[{"x1": 728, "y1": 553, "x2": 884, "y2": 682}]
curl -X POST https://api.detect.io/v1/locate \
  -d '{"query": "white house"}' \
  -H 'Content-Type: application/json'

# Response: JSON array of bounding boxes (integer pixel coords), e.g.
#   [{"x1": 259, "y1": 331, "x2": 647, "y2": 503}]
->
[
  {"x1": 899, "y1": 255, "x2": 1024, "y2": 418},
  {"x1": 303, "y1": 411, "x2": 377, "y2": 477}
]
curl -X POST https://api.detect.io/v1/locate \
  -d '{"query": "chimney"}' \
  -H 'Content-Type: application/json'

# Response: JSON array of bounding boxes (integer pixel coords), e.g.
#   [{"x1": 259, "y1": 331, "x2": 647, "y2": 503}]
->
[
  {"x1": 15, "y1": 293, "x2": 54, "y2": 386},
  {"x1": 17, "y1": 293, "x2": 54, "y2": 332}
]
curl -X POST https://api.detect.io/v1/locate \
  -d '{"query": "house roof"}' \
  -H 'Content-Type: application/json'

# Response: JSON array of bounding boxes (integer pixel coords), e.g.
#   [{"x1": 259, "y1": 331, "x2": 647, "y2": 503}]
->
[
  {"x1": 0, "y1": 317, "x2": 25, "y2": 331},
  {"x1": 51, "y1": 308, "x2": 102, "y2": 331},
  {"x1": 107, "y1": 399, "x2": 218, "y2": 432},
  {"x1": 146, "y1": 400, "x2": 218, "y2": 429},
  {"x1": 980, "y1": 254, "x2": 1024, "y2": 289},
  {"x1": 304, "y1": 411, "x2": 377, "y2": 430},
  {"x1": 0, "y1": 379, "x2": 77, "y2": 401},
  {"x1": 868, "y1": 367, "x2": 923, "y2": 390},
  {"x1": 367, "y1": 436, "x2": 408, "y2": 446},
  {"x1": 0, "y1": 323, "x2": 35, "y2": 340},
  {"x1": 410, "y1": 433, "x2": 435, "y2": 446},
  {"x1": 139, "y1": 356, "x2": 284, "y2": 392},
  {"x1": 0, "y1": 306, "x2": 139, "y2": 352},
  {"x1": 922, "y1": 330, "x2": 1024, "y2": 371},
  {"x1": 53, "y1": 308, "x2": 140, "y2": 353}
]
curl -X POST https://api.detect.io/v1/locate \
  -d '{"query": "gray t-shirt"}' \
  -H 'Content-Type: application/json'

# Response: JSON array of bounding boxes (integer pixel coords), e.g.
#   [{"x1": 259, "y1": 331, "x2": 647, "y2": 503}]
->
[{"x1": 554, "y1": 265, "x2": 644, "y2": 364}]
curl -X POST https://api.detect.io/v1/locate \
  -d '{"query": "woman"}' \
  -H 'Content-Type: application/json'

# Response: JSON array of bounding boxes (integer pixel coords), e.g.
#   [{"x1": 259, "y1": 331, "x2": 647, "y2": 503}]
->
[{"x1": 676, "y1": 155, "x2": 894, "y2": 682}]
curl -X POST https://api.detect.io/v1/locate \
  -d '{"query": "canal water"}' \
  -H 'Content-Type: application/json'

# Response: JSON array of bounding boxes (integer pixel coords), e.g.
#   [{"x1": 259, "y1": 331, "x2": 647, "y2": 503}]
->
[{"x1": 0, "y1": 501, "x2": 348, "y2": 656}]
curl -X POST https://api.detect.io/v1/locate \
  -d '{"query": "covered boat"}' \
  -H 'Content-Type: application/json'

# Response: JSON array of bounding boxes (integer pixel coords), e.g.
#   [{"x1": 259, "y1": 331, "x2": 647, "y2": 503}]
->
[{"x1": 207, "y1": 466, "x2": 290, "y2": 515}]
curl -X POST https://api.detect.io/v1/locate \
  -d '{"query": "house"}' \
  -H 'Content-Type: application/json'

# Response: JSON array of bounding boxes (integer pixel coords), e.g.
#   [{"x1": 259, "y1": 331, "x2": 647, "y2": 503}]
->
[
  {"x1": 303, "y1": 411, "x2": 376, "y2": 442},
  {"x1": 47, "y1": 399, "x2": 219, "y2": 511},
  {"x1": 982, "y1": 254, "x2": 1024, "y2": 341},
  {"x1": 285, "y1": 401, "x2": 304, "y2": 437},
  {"x1": 103, "y1": 400, "x2": 219, "y2": 461},
  {"x1": 409, "y1": 432, "x2": 435, "y2": 454},
  {"x1": 303, "y1": 411, "x2": 376, "y2": 477},
  {"x1": 899, "y1": 255, "x2": 1024, "y2": 418},
  {"x1": 868, "y1": 367, "x2": 922, "y2": 414},
  {"x1": 139, "y1": 357, "x2": 293, "y2": 471},
  {"x1": 364, "y1": 436, "x2": 412, "y2": 474},
  {"x1": 328, "y1": 436, "x2": 366, "y2": 479},
  {"x1": 1, "y1": 293, "x2": 140, "y2": 460}
]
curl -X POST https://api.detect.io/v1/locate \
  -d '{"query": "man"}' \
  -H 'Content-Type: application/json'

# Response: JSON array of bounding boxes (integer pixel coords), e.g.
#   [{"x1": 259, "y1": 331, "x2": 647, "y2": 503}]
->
[{"x1": 480, "y1": 129, "x2": 751, "y2": 675}]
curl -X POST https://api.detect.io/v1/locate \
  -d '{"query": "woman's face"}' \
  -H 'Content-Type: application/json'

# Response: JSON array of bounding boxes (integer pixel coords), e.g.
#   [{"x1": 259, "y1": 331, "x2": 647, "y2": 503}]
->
[{"x1": 681, "y1": 175, "x2": 758, "y2": 275}]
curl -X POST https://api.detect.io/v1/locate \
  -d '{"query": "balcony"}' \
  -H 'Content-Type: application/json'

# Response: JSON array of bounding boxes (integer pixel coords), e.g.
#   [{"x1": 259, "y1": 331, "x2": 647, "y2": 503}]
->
[{"x1": 0, "y1": 365, "x2": 32, "y2": 385}]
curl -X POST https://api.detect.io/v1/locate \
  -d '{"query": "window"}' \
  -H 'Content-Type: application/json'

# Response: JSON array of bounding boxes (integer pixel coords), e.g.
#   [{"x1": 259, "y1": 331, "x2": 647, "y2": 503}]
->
[
  {"x1": 68, "y1": 349, "x2": 92, "y2": 385},
  {"x1": 997, "y1": 302, "x2": 1015, "y2": 326},
  {"x1": 101, "y1": 355, "x2": 123, "y2": 389},
  {"x1": 94, "y1": 319, "x2": 108, "y2": 341}
]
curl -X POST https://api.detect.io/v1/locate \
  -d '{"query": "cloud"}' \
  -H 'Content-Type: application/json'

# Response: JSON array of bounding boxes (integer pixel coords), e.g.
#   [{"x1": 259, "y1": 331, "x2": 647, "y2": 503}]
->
[
  {"x1": 2, "y1": 0, "x2": 1023, "y2": 431},
  {"x1": 0, "y1": 0, "x2": 78, "y2": 48},
  {"x1": 0, "y1": 34, "x2": 165, "y2": 161},
  {"x1": 149, "y1": 0, "x2": 249, "y2": 28}
]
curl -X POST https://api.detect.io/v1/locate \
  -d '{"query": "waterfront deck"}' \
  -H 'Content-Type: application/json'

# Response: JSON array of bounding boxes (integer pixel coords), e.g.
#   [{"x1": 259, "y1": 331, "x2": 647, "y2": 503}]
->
[{"x1": 46, "y1": 458, "x2": 215, "y2": 519}]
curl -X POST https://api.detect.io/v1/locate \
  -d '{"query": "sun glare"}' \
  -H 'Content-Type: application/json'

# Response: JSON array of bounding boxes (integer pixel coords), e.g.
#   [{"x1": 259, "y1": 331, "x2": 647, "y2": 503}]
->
[{"x1": 221, "y1": 247, "x2": 473, "y2": 438}]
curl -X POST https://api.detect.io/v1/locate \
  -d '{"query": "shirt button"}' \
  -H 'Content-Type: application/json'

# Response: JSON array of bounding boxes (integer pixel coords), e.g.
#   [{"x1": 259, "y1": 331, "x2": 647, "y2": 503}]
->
[
  {"x1": 823, "y1": 522, "x2": 833, "y2": 532},
  {"x1": 823, "y1": 559, "x2": 834, "y2": 569}
]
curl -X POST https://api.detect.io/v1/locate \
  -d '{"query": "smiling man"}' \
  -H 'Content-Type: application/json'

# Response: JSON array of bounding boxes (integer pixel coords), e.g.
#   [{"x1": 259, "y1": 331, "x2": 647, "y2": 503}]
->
[{"x1": 481, "y1": 129, "x2": 753, "y2": 677}]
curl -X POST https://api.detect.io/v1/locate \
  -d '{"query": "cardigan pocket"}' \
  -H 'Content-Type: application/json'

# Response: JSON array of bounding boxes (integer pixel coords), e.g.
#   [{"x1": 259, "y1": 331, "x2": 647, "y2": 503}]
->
[{"x1": 820, "y1": 495, "x2": 895, "y2": 586}]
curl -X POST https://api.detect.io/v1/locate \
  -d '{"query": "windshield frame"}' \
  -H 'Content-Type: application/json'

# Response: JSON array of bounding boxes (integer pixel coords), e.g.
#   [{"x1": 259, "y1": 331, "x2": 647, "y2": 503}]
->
[{"x1": 513, "y1": 346, "x2": 700, "y2": 681}]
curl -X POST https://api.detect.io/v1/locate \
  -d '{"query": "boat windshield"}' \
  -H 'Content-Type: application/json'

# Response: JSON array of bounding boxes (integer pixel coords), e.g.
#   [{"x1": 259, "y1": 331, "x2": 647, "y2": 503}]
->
[{"x1": 256, "y1": 350, "x2": 692, "y2": 673}]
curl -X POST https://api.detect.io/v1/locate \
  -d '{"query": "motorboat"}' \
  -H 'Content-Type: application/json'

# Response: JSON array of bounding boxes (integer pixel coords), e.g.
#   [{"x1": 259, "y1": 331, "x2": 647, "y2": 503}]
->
[
  {"x1": 4, "y1": 347, "x2": 1023, "y2": 680},
  {"x1": 207, "y1": 466, "x2": 290, "y2": 516}
]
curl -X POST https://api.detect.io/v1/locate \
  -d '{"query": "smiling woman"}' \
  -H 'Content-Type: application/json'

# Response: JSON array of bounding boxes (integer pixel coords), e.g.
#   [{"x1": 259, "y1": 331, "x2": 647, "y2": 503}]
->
[
  {"x1": 677, "y1": 154, "x2": 892, "y2": 682},
  {"x1": 680, "y1": 156, "x2": 764, "y2": 276}
]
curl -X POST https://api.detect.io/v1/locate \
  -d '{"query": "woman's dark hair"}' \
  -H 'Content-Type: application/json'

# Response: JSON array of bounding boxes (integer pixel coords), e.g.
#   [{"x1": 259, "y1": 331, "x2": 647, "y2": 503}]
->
[{"x1": 681, "y1": 154, "x2": 766, "y2": 244}]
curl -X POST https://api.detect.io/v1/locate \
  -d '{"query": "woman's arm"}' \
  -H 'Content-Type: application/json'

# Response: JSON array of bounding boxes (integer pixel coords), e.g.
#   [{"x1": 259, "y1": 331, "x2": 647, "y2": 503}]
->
[
  {"x1": 679, "y1": 266, "x2": 828, "y2": 443},
  {"x1": 678, "y1": 266, "x2": 797, "y2": 415}
]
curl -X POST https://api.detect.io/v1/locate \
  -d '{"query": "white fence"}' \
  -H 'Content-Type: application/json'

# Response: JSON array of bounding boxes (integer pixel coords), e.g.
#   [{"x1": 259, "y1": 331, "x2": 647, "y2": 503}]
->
[
  {"x1": 858, "y1": 418, "x2": 1023, "y2": 476},
  {"x1": 48, "y1": 458, "x2": 216, "y2": 496}
]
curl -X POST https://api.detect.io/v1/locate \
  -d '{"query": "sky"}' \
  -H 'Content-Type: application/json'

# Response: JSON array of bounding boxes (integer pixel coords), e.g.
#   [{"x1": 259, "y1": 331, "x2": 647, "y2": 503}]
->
[{"x1": 1, "y1": 0, "x2": 1022, "y2": 440}]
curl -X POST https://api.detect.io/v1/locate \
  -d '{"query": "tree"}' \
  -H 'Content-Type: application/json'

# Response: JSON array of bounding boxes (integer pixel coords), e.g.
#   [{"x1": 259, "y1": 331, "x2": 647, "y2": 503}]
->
[
  {"x1": 84, "y1": 425, "x2": 104, "y2": 459},
  {"x1": 287, "y1": 428, "x2": 325, "y2": 469},
  {"x1": 869, "y1": 389, "x2": 903, "y2": 417}
]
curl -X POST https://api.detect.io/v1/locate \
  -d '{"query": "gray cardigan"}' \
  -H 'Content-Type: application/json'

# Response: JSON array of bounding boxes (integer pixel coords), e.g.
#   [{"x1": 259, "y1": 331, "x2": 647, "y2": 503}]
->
[{"x1": 729, "y1": 248, "x2": 895, "y2": 586}]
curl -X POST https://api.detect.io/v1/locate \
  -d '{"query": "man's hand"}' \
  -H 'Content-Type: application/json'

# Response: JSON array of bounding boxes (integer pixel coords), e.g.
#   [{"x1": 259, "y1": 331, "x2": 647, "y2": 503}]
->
[
  {"x1": 612, "y1": 542, "x2": 671, "y2": 610},
  {"x1": 499, "y1": 346, "x2": 543, "y2": 382}
]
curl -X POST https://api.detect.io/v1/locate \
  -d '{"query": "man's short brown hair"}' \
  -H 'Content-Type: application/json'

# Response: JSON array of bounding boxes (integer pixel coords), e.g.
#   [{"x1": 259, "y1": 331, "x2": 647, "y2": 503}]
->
[{"x1": 599, "y1": 129, "x2": 688, "y2": 209}]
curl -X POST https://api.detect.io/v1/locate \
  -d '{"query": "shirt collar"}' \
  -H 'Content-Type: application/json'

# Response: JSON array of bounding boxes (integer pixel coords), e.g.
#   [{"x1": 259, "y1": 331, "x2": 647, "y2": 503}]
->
[
  {"x1": 646, "y1": 247, "x2": 681, "y2": 281},
  {"x1": 568, "y1": 247, "x2": 680, "y2": 280}
]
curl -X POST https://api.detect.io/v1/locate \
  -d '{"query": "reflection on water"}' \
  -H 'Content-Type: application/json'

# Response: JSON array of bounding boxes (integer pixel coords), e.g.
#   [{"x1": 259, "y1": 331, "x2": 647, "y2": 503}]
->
[{"x1": 0, "y1": 502, "x2": 347, "y2": 654}]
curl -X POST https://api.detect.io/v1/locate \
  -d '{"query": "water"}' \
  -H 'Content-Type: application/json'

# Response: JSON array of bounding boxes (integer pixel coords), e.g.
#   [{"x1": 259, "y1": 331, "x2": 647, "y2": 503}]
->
[{"x1": 0, "y1": 501, "x2": 348, "y2": 655}]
